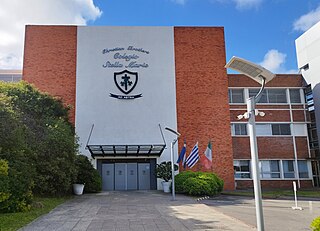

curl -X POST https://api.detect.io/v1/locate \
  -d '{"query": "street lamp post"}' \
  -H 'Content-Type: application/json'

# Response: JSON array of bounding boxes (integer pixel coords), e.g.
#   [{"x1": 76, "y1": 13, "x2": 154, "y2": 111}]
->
[
  {"x1": 165, "y1": 127, "x2": 181, "y2": 201},
  {"x1": 225, "y1": 56, "x2": 275, "y2": 231}
]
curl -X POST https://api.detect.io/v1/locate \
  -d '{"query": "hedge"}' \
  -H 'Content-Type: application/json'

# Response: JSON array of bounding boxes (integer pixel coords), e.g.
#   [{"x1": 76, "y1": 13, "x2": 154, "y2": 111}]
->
[{"x1": 175, "y1": 171, "x2": 224, "y2": 196}]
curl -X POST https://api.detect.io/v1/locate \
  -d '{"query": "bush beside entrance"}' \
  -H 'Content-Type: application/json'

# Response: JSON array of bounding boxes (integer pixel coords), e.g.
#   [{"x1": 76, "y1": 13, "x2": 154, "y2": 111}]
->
[
  {"x1": 75, "y1": 155, "x2": 102, "y2": 193},
  {"x1": 0, "y1": 81, "x2": 78, "y2": 212},
  {"x1": 175, "y1": 171, "x2": 224, "y2": 196}
]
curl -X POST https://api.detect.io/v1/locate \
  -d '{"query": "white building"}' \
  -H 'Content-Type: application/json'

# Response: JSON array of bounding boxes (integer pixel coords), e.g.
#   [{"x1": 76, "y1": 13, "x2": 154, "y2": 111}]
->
[{"x1": 295, "y1": 20, "x2": 320, "y2": 186}]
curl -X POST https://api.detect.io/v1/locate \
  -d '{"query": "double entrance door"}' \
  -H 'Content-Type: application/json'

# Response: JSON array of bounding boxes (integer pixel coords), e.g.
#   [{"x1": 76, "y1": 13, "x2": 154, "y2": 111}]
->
[{"x1": 102, "y1": 163, "x2": 150, "y2": 191}]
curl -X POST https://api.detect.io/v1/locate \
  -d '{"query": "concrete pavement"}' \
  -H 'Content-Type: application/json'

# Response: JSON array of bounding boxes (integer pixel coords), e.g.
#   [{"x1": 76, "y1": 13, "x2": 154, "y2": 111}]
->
[
  {"x1": 203, "y1": 195, "x2": 320, "y2": 231},
  {"x1": 20, "y1": 191, "x2": 254, "y2": 231}
]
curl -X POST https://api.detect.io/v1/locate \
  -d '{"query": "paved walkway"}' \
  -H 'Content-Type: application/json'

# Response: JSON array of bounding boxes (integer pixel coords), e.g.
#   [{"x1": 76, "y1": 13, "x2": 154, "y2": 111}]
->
[
  {"x1": 203, "y1": 195, "x2": 320, "y2": 231},
  {"x1": 20, "y1": 191, "x2": 254, "y2": 231}
]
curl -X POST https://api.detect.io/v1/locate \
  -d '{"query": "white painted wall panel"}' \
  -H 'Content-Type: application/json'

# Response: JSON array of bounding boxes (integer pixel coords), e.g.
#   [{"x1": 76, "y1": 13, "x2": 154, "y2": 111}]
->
[
  {"x1": 292, "y1": 124, "x2": 307, "y2": 137},
  {"x1": 76, "y1": 26, "x2": 177, "y2": 163}
]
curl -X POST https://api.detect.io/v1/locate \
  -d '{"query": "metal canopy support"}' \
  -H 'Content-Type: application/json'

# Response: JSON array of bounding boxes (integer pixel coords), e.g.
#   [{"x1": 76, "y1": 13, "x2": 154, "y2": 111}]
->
[{"x1": 87, "y1": 144, "x2": 166, "y2": 159}]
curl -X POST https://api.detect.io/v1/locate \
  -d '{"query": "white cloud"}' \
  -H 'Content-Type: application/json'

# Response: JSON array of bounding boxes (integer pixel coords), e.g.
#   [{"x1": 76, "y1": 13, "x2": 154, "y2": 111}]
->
[
  {"x1": 170, "y1": 0, "x2": 187, "y2": 4},
  {"x1": 172, "y1": 0, "x2": 262, "y2": 9},
  {"x1": 212, "y1": 0, "x2": 262, "y2": 10},
  {"x1": 232, "y1": 0, "x2": 262, "y2": 10},
  {"x1": 0, "y1": 0, "x2": 102, "y2": 69},
  {"x1": 293, "y1": 5, "x2": 320, "y2": 32},
  {"x1": 259, "y1": 49, "x2": 297, "y2": 74}
]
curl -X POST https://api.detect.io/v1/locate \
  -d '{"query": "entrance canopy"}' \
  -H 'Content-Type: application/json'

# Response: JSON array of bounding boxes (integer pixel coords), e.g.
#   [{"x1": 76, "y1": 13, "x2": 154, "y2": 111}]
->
[{"x1": 87, "y1": 144, "x2": 166, "y2": 159}]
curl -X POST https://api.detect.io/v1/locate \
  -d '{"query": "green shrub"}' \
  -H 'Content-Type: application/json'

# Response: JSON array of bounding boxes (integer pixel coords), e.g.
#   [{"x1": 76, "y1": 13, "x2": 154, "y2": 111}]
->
[
  {"x1": 311, "y1": 216, "x2": 320, "y2": 231},
  {"x1": 75, "y1": 155, "x2": 102, "y2": 193},
  {"x1": 0, "y1": 81, "x2": 78, "y2": 197},
  {"x1": 175, "y1": 171, "x2": 224, "y2": 196},
  {"x1": 175, "y1": 171, "x2": 198, "y2": 193},
  {"x1": 0, "y1": 157, "x2": 34, "y2": 213},
  {"x1": 0, "y1": 159, "x2": 10, "y2": 204}
]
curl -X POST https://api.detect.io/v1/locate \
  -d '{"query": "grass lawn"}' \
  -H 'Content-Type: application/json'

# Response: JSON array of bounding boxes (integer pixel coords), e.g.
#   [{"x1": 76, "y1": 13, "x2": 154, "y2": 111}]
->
[
  {"x1": 223, "y1": 189, "x2": 320, "y2": 199},
  {"x1": 0, "y1": 197, "x2": 70, "y2": 231}
]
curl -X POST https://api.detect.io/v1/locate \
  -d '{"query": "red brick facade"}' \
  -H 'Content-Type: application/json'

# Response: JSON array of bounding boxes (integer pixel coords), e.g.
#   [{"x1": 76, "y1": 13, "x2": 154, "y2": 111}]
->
[
  {"x1": 174, "y1": 27, "x2": 235, "y2": 190},
  {"x1": 22, "y1": 26, "x2": 311, "y2": 191},
  {"x1": 228, "y1": 74, "x2": 305, "y2": 88},
  {"x1": 23, "y1": 25, "x2": 77, "y2": 124},
  {"x1": 230, "y1": 74, "x2": 312, "y2": 189}
]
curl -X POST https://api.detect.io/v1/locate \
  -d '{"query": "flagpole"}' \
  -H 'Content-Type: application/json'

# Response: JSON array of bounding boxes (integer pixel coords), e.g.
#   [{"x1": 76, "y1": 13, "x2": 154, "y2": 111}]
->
[
  {"x1": 165, "y1": 127, "x2": 180, "y2": 201},
  {"x1": 170, "y1": 141, "x2": 176, "y2": 200}
]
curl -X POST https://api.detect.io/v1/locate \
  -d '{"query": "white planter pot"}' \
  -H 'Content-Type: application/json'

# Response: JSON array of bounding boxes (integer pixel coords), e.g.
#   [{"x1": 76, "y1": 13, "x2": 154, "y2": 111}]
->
[
  {"x1": 162, "y1": 181, "x2": 171, "y2": 193},
  {"x1": 73, "y1": 184, "x2": 84, "y2": 195}
]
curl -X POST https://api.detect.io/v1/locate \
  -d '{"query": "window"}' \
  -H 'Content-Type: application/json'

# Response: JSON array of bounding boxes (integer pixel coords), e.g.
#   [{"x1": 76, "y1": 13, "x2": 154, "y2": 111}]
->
[
  {"x1": 260, "y1": 160, "x2": 280, "y2": 178},
  {"x1": 231, "y1": 124, "x2": 247, "y2": 136},
  {"x1": 228, "y1": 89, "x2": 244, "y2": 103},
  {"x1": 234, "y1": 160, "x2": 250, "y2": 178},
  {"x1": 268, "y1": 89, "x2": 287, "y2": 103},
  {"x1": 233, "y1": 159, "x2": 310, "y2": 180},
  {"x1": 255, "y1": 124, "x2": 291, "y2": 136},
  {"x1": 289, "y1": 89, "x2": 301, "y2": 104},
  {"x1": 256, "y1": 124, "x2": 272, "y2": 136},
  {"x1": 249, "y1": 89, "x2": 287, "y2": 103},
  {"x1": 298, "y1": 161, "x2": 309, "y2": 178},
  {"x1": 283, "y1": 160, "x2": 295, "y2": 178},
  {"x1": 271, "y1": 124, "x2": 291, "y2": 135},
  {"x1": 249, "y1": 89, "x2": 268, "y2": 103}
]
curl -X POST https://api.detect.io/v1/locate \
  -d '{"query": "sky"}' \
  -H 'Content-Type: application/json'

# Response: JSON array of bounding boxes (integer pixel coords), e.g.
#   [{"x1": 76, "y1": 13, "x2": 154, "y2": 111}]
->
[{"x1": 1, "y1": 0, "x2": 320, "y2": 74}]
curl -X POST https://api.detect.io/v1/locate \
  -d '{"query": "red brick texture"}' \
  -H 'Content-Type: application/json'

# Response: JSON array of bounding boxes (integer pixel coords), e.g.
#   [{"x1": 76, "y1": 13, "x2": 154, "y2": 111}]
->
[
  {"x1": 233, "y1": 137, "x2": 296, "y2": 159},
  {"x1": 295, "y1": 137, "x2": 309, "y2": 158},
  {"x1": 174, "y1": 27, "x2": 235, "y2": 190},
  {"x1": 230, "y1": 110, "x2": 291, "y2": 122},
  {"x1": 228, "y1": 74, "x2": 305, "y2": 88},
  {"x1": 233, "y1": 136, "x2": 309, "y2": 160},
  {"x1": 23, "y1": 25, "x2": 77, "y2": 124},
  {"x1": 292, "y1": 110, "x2": 306, "y2": 122}
]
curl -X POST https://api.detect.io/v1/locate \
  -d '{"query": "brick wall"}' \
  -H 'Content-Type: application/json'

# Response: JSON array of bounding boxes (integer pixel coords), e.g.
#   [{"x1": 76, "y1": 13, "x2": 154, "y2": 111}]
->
[
  {"x1": 228, "y1": 74, "x2": 305, "y2": 87},
  {"x1": 174, "y1": 27, "x2": 235, "y2": 190},
  {"x1": 292, "y1": 110, "x2": 306, "y2": 122},
  {"x1": 230, "y1": 110, "x2": 291, "y2": 122},
  {"x1": 23, "y1": 25, "x2": 77, "y2": 124},
  {"x1": 232, "y1": 137, "x2": 296, "y2": 159}
]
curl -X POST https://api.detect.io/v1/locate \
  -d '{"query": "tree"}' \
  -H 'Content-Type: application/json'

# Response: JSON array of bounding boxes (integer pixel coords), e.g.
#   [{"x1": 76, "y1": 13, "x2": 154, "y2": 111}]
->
[{"x1": 0, "y1": 81, "x2": 77, "y2": 197}]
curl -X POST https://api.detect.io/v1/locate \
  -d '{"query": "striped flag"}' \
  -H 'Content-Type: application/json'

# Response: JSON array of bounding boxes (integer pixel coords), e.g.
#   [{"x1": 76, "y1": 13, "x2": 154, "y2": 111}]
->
[
  {"x1": 177, "y1": 141, "x2": 186, "y2": 164},
  {"x1": 185, "y1": 142, "x2": 199, "y2": 168},
  {"x1": 202, "y1": 141, "x2": 212, "y2": 169},
  {"x1": 204, "y1": 141, "x2": 212, "y2": 162}
]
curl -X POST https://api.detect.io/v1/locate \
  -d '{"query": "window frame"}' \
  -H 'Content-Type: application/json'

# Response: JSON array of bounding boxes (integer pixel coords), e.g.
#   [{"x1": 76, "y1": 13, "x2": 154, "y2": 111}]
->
[
  {"x1": 282, "y1": 160, "x2": 296, "y2": 179},
  {"x1": 259, "y1": 160, "x2": 281, "y2": 179},
  {"x1": 234, "y1": 160, "x2": 251, "y2": 179},
  {"x1": 255, "y1": 123, "x2": 291, "y2": 137},
  {"x1": 233, "y1": 159, "x2": 311, "y2": 181},
  {"x1": 271, "y1": 124, "x2": 291, "y2": 136},
  {"x1": 298, "y1": 160, "x2": 309, "y2": 178},
  {"x1": 289, "y1": 89, "x2": 302, "y2": 104},
  {"x1": 248, "y1": 88, "x2": 287, "y2": 104},
  {"x1": 228, "y1": 89, "x2": 245, "y2": 104},
  {"x1": 231, "y1": 123, "x2": 248, "y2": 136}
]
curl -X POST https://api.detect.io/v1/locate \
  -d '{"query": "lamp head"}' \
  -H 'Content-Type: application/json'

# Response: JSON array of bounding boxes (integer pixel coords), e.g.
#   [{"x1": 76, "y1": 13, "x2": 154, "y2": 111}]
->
[
  {"x1": 165, "y1": 127, "x2": 181, "y2": 137},
  {"x1": 225, "y1": 56, "x2": 275, "y2": 84}
]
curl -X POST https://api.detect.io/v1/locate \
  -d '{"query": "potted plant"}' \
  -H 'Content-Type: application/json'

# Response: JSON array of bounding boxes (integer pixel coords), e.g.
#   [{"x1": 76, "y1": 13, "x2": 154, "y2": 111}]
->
[
  {"x1": 73, "y1": 183, "x2": 85, "y2": 195},
  {"x1": 73, "y1": 155, "x2": 102, "y2": 195},
  {"x1": 155, "y1": 161, "x2": 178, "y2": 193},
  {"x1": 73, "y1": 155, "x2": 87, "y2": 195}
]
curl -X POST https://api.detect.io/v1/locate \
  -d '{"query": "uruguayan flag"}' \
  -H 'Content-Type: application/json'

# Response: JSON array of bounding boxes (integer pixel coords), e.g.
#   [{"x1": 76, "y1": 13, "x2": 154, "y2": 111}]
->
[{"x1": 185, "y1": 142, "x2": 199, "y2": 168}]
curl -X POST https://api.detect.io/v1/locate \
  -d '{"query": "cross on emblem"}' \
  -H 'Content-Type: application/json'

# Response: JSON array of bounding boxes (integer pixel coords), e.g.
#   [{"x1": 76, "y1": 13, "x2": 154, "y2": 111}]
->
[
  {"x1": 114, "y1": 70, "x2": 138, "y2": 95},
  {"x1": 120, "y1": 74, "x2": 133, "y2": 91}
]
